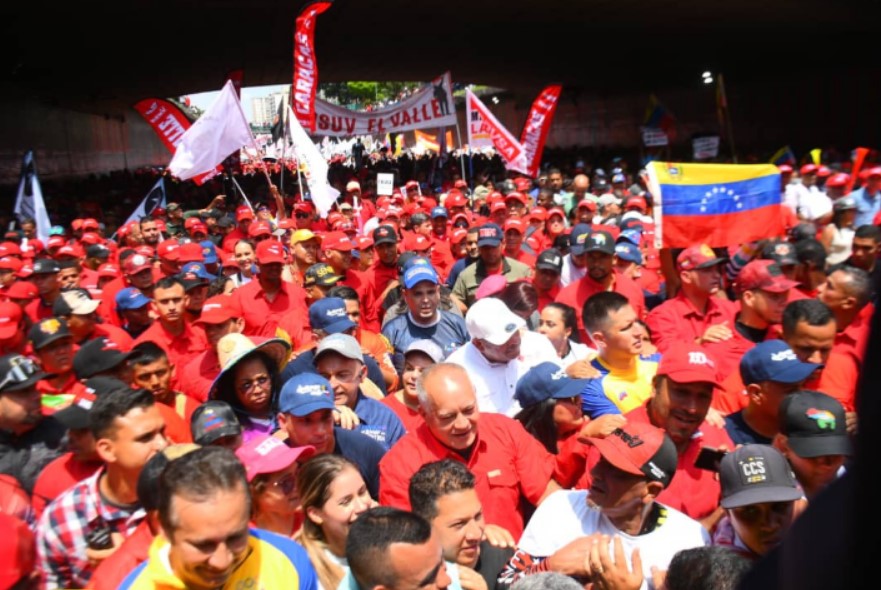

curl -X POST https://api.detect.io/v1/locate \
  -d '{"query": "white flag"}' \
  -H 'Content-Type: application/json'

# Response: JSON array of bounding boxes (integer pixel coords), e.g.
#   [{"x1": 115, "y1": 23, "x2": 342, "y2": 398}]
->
[
  {"x1": 168, "y1": 80, "x2": 254, "y2": 180},
  {"x1": 287, "y1": 106, "x2": 339, "y2": 217},
  {"x1": 117, "y1": 177, "x2": 166, "y2": 232},
  {"x1": 13, "y1": 151, "x2": 52, "y2": 241},
  {"x1": 465, "y1": 89, "x2": 529, "y2": 174}
]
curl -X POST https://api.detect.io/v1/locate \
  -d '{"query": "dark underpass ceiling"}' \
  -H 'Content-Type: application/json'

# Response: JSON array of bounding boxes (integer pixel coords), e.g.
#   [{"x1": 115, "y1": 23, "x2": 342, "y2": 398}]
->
[{"x1": 1, "y1": 0, "x2": 873, "y2": 111}]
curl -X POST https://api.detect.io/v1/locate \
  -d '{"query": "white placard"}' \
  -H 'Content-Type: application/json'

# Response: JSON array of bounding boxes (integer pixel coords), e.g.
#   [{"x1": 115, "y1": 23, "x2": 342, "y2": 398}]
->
[
  {"x1": 641, "y1": 127, "x2": 669, "y2": 147},
  {"x1": 377, "y1": 173, "x2": 395, "y2": 196},
  {"x1": 693, "y1": 136, "x2": 720, "y2": 160}
]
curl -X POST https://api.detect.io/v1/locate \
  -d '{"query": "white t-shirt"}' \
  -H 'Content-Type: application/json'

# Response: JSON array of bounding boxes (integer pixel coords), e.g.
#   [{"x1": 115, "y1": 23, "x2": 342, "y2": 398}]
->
[
  {"x1": 561, "y1": 340, "x2": 596, "y2": 368},
  {"x1": 561, "y1": 254, "x2": 587, "y2": 288},
  {"x1": 518, "y1": 490, "x2": 710, "y2": 590}
]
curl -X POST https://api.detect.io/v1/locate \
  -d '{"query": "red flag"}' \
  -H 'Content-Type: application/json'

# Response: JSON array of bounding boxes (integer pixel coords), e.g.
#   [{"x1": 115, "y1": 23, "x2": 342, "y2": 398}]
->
[
  {"x1": 847, "y1": 147, "x2": 870, "y2": 193},
  {"x1": 133, "y1": 98, "x2": 193, "y2": 154},
  {"x1": 519, "y1": 85, "x2": 562, "y2": 177},
  {"x1": 293, "y1": 1, "x2": 333, "y2": 132},
  {"x1": 465, "y1": 89, "x2": 529, "y2": 174}
]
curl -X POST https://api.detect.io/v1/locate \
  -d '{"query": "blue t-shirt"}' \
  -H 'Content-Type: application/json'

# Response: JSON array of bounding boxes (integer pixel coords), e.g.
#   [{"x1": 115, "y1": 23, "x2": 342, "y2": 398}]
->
[
  {"x1": 334, "y1": 426, "x2": 386, "y2": 500},
  {"x1": 281, "y1": 349, "x2": 388, "y2": 396},
  {"x1": 353, "y1": 392, "x2": 406, "y2": 450},
  {"x1": 381, "y1": 311, "x2": 469, "y2": 358},
  {"x1": 445, "y1": 257, "x2": 475, "y2": 289},
  {"x1": 724, "y1": 411, "x2": 772, "y2": 446}
]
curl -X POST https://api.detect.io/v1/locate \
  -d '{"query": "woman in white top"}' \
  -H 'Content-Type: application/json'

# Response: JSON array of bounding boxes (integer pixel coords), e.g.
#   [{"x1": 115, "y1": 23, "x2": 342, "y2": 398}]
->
[
  {"x1": 225, "y1": 238, "x2": 257, "y2": 290},
  {"x1": 295, "y1": 455, "x2": 377, "y2": 590},
  {"x1": 821, "y1": 195, "x2": 857, "y2": 266},
  {"x1": 538, "y1": 302, "x2": 595, "y2": 367}
]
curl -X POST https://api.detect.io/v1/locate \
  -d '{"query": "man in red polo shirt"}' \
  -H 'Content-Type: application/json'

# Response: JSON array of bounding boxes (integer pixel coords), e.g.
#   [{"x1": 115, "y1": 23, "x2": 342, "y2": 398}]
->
[
  {"x1": 624, "y1": 344, "x2": 733, "y2": 527},
  {"x1": 322, "y1": 231, "x2": 373, "y2": 328},
  {"x1": 133, "y1": 276, "x2": 208, "y2": 390},
  {"x1": 231, "y1": 240, "x2": 309, "y2": 338},
  {"x1": 532, "y1": 249, "x2": 563, "y2": 312},
  {"x1": 180, "y1": 294, "x2": 245, "y2": 403},
  {"x1": 221, "y1": 205, "x2": 255, "y2": 252},
  {"x1": 379, "y1": 363, "x2": 559, "y2": 539},
  {"x1": 647, "y1": 244, "x2": 737, "y2": 352},
  {"x1": 555, "y1": 230, "x2": 646, "y2": 343},
  {"x1": 28, "y1": 317, "x2": 88, "y2": 409},
  {"x1": 818, "y1": 265, "x2": 873, "y2": 370},
  {"x1": 502, "y1": 219, "x2": 536, "y2": 266},
  {"x1": 362, "y1": 225, "x2": 401, "y2": 332}
]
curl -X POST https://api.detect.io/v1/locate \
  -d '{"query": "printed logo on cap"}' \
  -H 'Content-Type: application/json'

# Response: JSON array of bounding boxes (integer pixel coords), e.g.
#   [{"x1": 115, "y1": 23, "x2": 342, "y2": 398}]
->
[
  {"x1": 774, "y1": 243, "x2": 792, "y2": 256},
  {"x1": 101, "y1": 339, "x2": 120, "y2": 352},
  {"x1": 39, "y1": 318, "x2": 61, "y2": 334},
  {"x1": 551, "y1": 369, "x2": 567, "y2": 381},
  {"x1": 479, "y1": 227, "x2": 499, "y2": 239},
  {"x1": 806, "y1": 408, "x2": 836, "y2": 430},
  {"x1": 325, "y1": 308, "x2": 347, "y2": 319},
  {"x1": 592, "y1": 233, "x2": 607, "y2": 245},
  {"x1": 610, "y1": 427, "x2": 644, "y2": 448},
  {"x1": 737, "y1": 455, "x2": 770, "y2": 485},
  {"x1": 770, "y1": 349, "x2": 797, "y2": 362},
  {"x1": 296, "y1": 383, "x2": 329, "y2": 396},
  {"x1": 688, "y1": 351, "x2": 714, "y2": 367},
  {"x1": 699, "y1": 244, "x2": 715, "y2": 257},
  {"x1": 255, "y1": 436, "x2": 284, "y2": 456}
]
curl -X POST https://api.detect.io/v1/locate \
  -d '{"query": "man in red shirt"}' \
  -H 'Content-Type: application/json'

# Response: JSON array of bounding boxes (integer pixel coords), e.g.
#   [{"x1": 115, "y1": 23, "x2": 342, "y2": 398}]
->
[
  {"x1": 625, "y1": 344, "x2": 733, "y2": 527},
  {"x1": 156, "y1": 239, "x2": 182, "y2": 278},
  {"x1": 702, "y1": 260, "x2": 798, "y2": 385},
  {"x1": 231, "y1": 240, "x2": 309, "y2": 338},
  {"x1": 133, "y1": 276, "x2": 208, "y2": 389},
  {"x1": 362, "y1": 225, "x2": 400, "y2": 332},
  {"x1": 0, "y1": 301, "x2": 28, "y2": 356},
  {"x1": 221, "y1": 205, "x2": 255, "y2": 252},
  {"x1": 646, "y1": 244, "x2": 737, "y2": 352},
  {"x1": 25, "y1": 258, "x2": 62, "y2": 323},
  {"x1": 502, "y1": 219, "x2": 537, "y2": 266},
  {"x1": 99, "y1": 252, "x2": 157, "y2": 327},
  {"x1": 288, "y1": 229, "x2": 321, "y2": 287},
  {"x1": 53, "y1": 288, "x2": 134, "y2": 350},
  {"x1": 379, "y1": 363, "x2": 559, "y2": 539},
  {"x1": 555, "y1": 230, "x2": 646, "y2": 343},
  {"x1": 180, "y1": 294, "x2": 244, "y2": 403},
  {"x1": 322, "y1": 231, "x2": 374, "y2": 328},
  {"x1": 532, "y1": 249, "x2": 563, "y2": 312},
  {"x1": 818, "y1": 265, "x2": 873, "y2": 369}
]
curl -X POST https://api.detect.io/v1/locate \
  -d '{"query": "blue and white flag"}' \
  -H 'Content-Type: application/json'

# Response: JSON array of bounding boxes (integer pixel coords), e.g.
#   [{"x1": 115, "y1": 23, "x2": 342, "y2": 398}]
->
[
  {"x1": 119, "y1": 177, "x2": 166, "y2": 230},
  {"x1": 13, "y1": 151, "x2": 52, "y2": 241}
]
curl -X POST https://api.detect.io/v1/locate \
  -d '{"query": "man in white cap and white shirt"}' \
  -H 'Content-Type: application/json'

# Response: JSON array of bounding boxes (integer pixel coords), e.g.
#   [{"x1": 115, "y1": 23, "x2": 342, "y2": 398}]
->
[{"x1": 446, "y1": 298, "x2": 559, "y2": 417}]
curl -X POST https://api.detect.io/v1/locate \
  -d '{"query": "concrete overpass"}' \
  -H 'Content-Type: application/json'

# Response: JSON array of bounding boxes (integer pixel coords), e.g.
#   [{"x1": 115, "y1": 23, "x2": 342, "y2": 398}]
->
[{"x1": 0, "y1": 0, "x2": 875, "y2": 185}]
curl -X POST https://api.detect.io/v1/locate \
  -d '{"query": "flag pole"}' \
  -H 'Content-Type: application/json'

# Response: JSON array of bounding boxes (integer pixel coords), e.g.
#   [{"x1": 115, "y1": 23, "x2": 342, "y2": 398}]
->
[
  {"x1": 717, "y1": 74, "x2": 738, "y2": 163},
  {"x1": 454, "y1": 122, "x2": 467, "y2": 185}
]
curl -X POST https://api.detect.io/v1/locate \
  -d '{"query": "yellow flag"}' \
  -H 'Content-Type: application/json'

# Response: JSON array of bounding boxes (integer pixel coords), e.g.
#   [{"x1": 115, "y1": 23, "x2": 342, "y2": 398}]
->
[{"x1": 810, "y1": 148, "x2": 822, "y2": 165}]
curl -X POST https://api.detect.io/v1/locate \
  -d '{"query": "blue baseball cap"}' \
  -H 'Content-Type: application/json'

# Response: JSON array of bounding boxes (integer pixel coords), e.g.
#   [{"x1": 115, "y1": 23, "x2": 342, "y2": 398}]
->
[
  {"x1": 180, "y1": 261, "x2": 217, "y2": 281},
  {"x1": 514, "y1": 362, "x2": 588, "y2": 408},
  {"x1": 278, "y1": 372, "x2": 336, "y2": 416},
  {"x1": 115, "y1": 287, "x2": 151, "y2": 310},
  {"x1": 615, "y1": 242, "x2": 643, "y2": 265},
  {"x1": 403, "y1": 263, "x2": 439, "y2": 289},
  {"x1": 476, "y1": 223, "x2": 503, "y2": 247},
  {"x1": 308, "y1": 297, "x2": 356, "y2": 334},
  {"x1": 431, "y1": 206, "x2": 449, "y2": 219},
  {"x1": 569, "y1": 223, "x2": 592, "y2": 255},
  {"x1": 739, "y1": 340, "x2": 822, "y2": 385},
  {"x1": 200, "y1": 241, "x2": 219, "y2": 265},
  {"x1": 617, "y1": 228, "x2": 643, "y2": 246}
]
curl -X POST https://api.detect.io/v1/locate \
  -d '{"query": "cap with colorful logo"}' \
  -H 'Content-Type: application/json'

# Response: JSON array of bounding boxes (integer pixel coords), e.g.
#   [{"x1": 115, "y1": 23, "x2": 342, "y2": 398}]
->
[
  {"x1": 304, "y1": 263, "x2": 342, "y2": 288},
  {"x1": 734, "y1": 260, "x2": 799, "y2": 294},
  {"x1": 584, "y1": 422, "x2": 678, "y2": 488},
  {"x1": 676, "y1": 244, "x2": 726, "y2": 271},
  {"x1": 779, "y1": 390, "x2": 851, "y2": 458}
]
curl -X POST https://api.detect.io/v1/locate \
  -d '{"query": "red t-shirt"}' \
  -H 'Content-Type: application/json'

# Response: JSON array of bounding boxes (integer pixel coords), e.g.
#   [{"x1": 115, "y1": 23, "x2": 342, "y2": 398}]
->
[
  {"x1": 31, "y1": 453, "x2": 102, "y2": 518},
  {"x1": 180, "y1": 349, "x2": 221, "y2": 403},
  {"x1": 380, "y1": 394, "x2": 424, "y2": 433},
  {"x1": 232, "y1": 279, "x2": 309, "y2": 339},
  {"x1": 379, "y1": 414, "x2": 554, "y2": 538},
  {"x1": 646, "y1": 292, "x2": 737, "y2": 353},
  {"x1": 133, "y1": 321, "x2": 209, "y2": 391}
]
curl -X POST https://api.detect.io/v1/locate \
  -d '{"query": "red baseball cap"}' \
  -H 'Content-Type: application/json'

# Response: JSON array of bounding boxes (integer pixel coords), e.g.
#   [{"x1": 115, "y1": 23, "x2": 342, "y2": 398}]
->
[
  {"x1": 47, "y1": 236, "x2": 66, "y2": 250},
  {"x1": 80, "y1": 232, "x2": 103, "y2": 246},
  {"x1": 81, "y1": 218, "x2": 100, "y2": 231},
  {"x1": 734, "y1": 260, "x2": 799, "y2": 294},
  {"x1": 255, "y1": 240, "x2": 286, "y2": 264},
  {"x1": 656, "y1": 343, "x2": 722, "y2": 387},
  {"x1": 799, "y1": 164, "x2": 819, "y2": 176},
  {"x1": 322, "y1": 231, "x2": 354, "y2": 252},
  {"x1": 54, "y1": 244, "x2": 82, "y2": 260},
  {"x1": 454, "y1": 179, "x2": 468, "y2": 189},
  {"x1": 676, "y1": 244, "x2": 726, "y2": 271},
  {"x1": 5, "y1": 281, "x2": 37, "y2": 301},
  {"x1": 0, "y1": 302, "x2": 23, "y2": 340},
  {"x1": 445, "y1": 191, "x2": 468, "y2": 208},
  {"x1": 402, "y1": 234, "x2": 431, "y2": 251},
  {"x1": 187, "y1": 222, "x2": 207, "y2": 235},
  {"x1": 71, "y1": 219, "x2": 84, "y2": 231},
  {"x1": 450, "y1": 228, "x2": 468, "y2": 245},
  {"x1": 123, "y1": 253, "x2": 153, "y2": 275},
  {"x1": 778, "y1": 164, "x2": 793, "y2": 174},
  {"x1": 547, "y1": 207, "x2": 566, "y2": 220},
  {"x1": 135, "y1": 245, "x2": 155, "y2": 258},
  {"x1": 405, "y1": 180, "x2": 419, "y2": 190},
  {"x1": 15, "y1": 262, "x2": 33, "y2": 279},
  {"x1": 177, "y1": 242, "x2": 204, "y2": 263},
  {"x1": 817, "y1": 165, "x2": 832, "y2": 178},
  {"x1": 157, "y1": 240, "x2": 181, "y2": 260},
  {"x1": 503, "y1": 219, "x2": 526, "y2": 234},
  {"x1": 861, "y1": 166, "x2": 881, "y2": 180},
  {"x1": 0, "y1": 243, "x2": 22, "y2": 258},
  {"x1": 184, "y1": 217, "x2": 203, "y2": 230},
  {"x1": 531, "y1": 206, "x2": 548, "y2": 221},
  {"x1": 248, "y1": 221, "x2": 272, "y2": 237},
  {"x1": 584, "y1": 422, "x2": 677, "y2": 487},
  {"x1": 294, "y1": 202, "x2": 314, "y2": 214},
  {"x1": 356, "y1": 236, "x2": 374, "y2": 250},
  {"x1": 514, "y1": 178, "x2": 532, "y2": 192},
  {"x1": 504, "y1": 191, "x2": 528, "y2": 205},
  {"x1": 277, "y1": 218, "x2": 296, "y2": 230},
  {"x1": 625, "y1": 197, "x2": 647, "y2": 212},
  {"x1": 0, "y1": 257, "x2": 22, "y2": 272},
  {"x1": 236, "y1": 205, "x2": 254, "y2": 221},
  {"x1": 97, "y1": 263, "x2": 120, "y2": 278},
  {"x1": 825, "y1": 173, "x2": 850, "y2": 188},
  {"x1": 490, "y1": 201, "x2": 508, "y2": 214},
  {"x1": 576, "y1": 199, "x2": 597, "y2": 212},
  {"x1": 196, "y1": 294, "x2": 243, "y2": 325}
]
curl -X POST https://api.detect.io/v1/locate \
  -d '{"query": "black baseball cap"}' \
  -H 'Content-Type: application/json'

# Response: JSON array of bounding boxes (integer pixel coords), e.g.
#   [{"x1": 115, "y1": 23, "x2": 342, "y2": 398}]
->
[
  {"x1": 304, "y1": 263, "x2": 342, "y2": 288},
  {"x1": 536, "y1": 248, "x2": 564, "y2": 273},
  {"x1": 53, "y1": 397, "x2": 94, "y2": 430},
  {"x1": 779, "y1": 390, "x2": 852, "y2": 458},
  {"x1": 190, "y1": 400, "x2": 243, "y2": 445},
  {"x1": 583, "y1": 230, "x2": 616, "y2": 255},
  {"x1": 0, "y1": 354, "x2": 47, "y2": 393},
  {"x1": 719, "y1": 444, "x2": 802, "y2": 509},
  {"x1": 28, "y1": 317, "x2": 73, "y2": 350},
  {"x1": 476, "y1": 223, "x2": 503, "y2": 248},
  {"x1": 372, "y1": 225, "x2": 398, "y2": 246},
  {"x1": 73, "y1": 337, "x2": 136, "y2": 379},
  {"x1": 762, "y1": 241, "x2": 798, "y2": 267},
  {"x1": 32, "y1": 258, "x2": 61, "y2": 275}
]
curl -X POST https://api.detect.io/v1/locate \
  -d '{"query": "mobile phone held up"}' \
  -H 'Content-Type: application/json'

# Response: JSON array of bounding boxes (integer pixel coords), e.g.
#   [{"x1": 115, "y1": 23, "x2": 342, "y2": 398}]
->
[{"x1": 694, "y1": 446, "x2": 728, "y2": 472}]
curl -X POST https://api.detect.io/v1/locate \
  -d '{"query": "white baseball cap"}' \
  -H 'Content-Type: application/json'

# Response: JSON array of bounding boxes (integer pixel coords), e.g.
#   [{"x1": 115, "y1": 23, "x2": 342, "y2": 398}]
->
[{"x1": 465, "y1": 298, "x2": 525, "y2": 346}]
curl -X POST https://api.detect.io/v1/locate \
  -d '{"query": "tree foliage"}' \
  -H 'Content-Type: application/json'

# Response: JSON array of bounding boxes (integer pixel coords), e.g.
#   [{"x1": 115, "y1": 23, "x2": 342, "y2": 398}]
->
[{"x1": 318, "y1": 81, "x2": 422, "y2": 108}]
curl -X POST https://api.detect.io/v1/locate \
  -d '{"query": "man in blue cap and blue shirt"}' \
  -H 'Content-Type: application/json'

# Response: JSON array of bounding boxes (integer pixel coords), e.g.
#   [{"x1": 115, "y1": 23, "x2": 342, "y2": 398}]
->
[
  {"x1": 115, "y1": 287, "x2": 154, "y2": 339},
  {"x1": 382, "y1": 258, "x2": 469, "y2": 359},
  {"x1": 280, "y1": 297, "x2": 388, "y2": 396},
  {"x1": 724, "y1": 340, "x2": 822, "y2": 446},
  {"x1": 314, "y1": 333, "x2": 405, "y2": 450},
  {"x1": 276, "y1": 372, "x2": 387, "y2": 499}
]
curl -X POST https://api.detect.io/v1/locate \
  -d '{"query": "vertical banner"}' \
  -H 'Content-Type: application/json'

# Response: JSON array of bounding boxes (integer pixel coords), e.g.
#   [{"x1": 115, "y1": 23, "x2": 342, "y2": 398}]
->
[
  {"x1": 293, "y1": 0, "x2": 334, "y2": 132},
  {"x1": 465, "y1": 89, "x2": 529, "y2": 174},
  {"x1": 519, "y1": 85, "x2": 562, "y2": 177}
]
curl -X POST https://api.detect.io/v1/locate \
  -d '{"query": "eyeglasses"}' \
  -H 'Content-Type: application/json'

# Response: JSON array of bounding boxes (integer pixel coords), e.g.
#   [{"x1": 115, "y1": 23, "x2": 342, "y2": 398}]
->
[
  {"x1": 238, "y1": 374, "x2": 271, "y2": 395},
  {"x1": 253, "y1": 234, "x2": 271, "y2": 242},
  {"x1": 295, "y1": 213, "x2": 311, "y2": 219},
  {"x1": 0, "y1": 357, "x2": 39, "y2": 391},
  {"x1": 272, "y1": 474, "x2": 297, "y2": 495}
]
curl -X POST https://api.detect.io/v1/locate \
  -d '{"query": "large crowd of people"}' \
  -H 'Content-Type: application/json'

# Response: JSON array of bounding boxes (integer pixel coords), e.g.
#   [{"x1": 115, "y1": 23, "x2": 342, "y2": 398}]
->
[{"x1": 0, "y1": 153, "x2": 876, "y2": 589}]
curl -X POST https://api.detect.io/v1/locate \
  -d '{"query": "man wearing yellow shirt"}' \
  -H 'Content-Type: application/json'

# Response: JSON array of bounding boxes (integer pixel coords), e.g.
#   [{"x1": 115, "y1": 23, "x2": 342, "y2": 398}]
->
[{"x1": 579, "y1": 292, "x2": 660, "y2": 414}]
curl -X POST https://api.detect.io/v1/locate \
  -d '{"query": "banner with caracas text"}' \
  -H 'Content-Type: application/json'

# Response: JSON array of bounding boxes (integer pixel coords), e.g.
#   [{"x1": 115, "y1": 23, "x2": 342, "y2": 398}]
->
[
  {"x1": 133, "y1": 99, "x2": 217, "y2": 185},
  {"x1": 293, "y1": 0, "x2": 334, "y2": 132},
  {"x1": 646, "y1": 162, "x2": 782, "y2": 248},
  {"x1": 314, "y1": 72, "x2": 457, "y2": 137},
  {"x1": 466, "y1": 89, "x2": 529, "y2": 174},
  {"x1": 520, "y1": 85, "x2": 562, "y2": 177}
]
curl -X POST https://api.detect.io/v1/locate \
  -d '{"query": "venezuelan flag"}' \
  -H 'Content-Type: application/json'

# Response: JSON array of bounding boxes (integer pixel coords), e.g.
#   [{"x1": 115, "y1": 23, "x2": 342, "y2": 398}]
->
[
  {"x1": 646, "y1": 162, "x2": 783, "y2": 248},
  {"x1": 769, "y1": 146, "x2": 796, "y2": 166}
]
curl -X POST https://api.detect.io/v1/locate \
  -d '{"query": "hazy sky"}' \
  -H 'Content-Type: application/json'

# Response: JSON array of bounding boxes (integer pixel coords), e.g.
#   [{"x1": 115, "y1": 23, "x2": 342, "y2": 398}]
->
[{"x1": 187, "y1": 84, "x2": 288, "y2": 122}]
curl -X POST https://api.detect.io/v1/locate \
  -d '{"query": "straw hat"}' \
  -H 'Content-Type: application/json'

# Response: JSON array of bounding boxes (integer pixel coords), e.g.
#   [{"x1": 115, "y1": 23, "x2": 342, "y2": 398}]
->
[{"x1": 209, "y1": 333, "x2": 291, "y2": 398}]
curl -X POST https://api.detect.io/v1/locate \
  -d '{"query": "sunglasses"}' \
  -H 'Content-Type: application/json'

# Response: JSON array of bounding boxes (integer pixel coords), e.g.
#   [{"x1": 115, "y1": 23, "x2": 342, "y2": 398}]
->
[
  {"x1": 272, "y1": 474, "x2": 297, "y2": 495},
  {"x1": 0, "y1": 357, "x2": 39, "y2": 391},
  {"x1": 295, "y1": 213, "x2": 311, "y2": 219}
]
